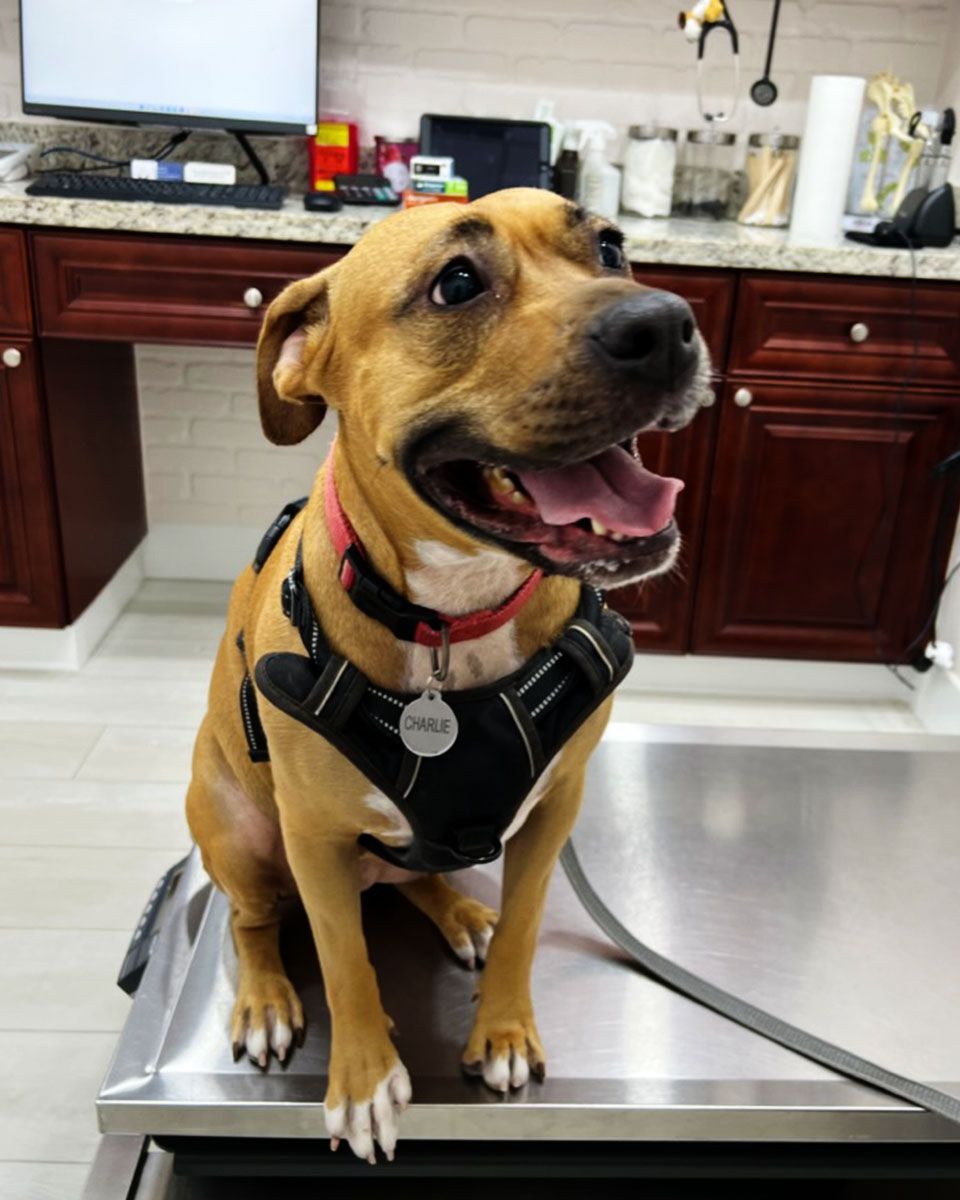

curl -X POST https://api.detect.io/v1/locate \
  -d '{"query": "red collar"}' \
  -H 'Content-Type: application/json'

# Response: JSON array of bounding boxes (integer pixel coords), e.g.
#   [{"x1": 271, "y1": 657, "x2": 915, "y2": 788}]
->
[{"x1": 324, "y1": 458, "x2": 543, "y2": 648}]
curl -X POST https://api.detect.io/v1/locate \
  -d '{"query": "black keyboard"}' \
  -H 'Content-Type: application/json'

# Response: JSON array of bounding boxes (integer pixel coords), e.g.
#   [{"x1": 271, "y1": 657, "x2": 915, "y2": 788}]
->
[{"x1": 26, "y1": 172, "x2": 288, "y2": 211}]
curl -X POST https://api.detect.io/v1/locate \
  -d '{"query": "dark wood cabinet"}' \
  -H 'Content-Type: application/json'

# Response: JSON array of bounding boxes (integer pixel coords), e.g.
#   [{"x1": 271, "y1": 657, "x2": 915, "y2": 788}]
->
[
  {"x1": 611, "y1": 267, "x2": 960, "y2": 662},
  {"x1": 3, "y1": 223, "x2": 958, "y2": 663},
  {"x1": 0, "y1": 339, "x2": 65, "y2": 626},
  {"x1": 33, "y1": 232, "x2": 337, "y2": 345},
  {"x1": 690, "y1": 380, "x2": 960, "y2": 660}
]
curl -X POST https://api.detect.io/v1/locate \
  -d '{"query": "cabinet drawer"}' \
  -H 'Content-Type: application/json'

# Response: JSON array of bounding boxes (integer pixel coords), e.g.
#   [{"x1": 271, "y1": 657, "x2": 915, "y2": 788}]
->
[
  {"x1": 632, "y1": 265, "x2": 735, "y2": 368},
  {"x1": 730, "y1": 273, "x2": 960, "y2": 384},
  {"x1": 0, "y1": 229, "x2": 33, "y2": 335},
  {"x1": 33, "y1": 233, "x2": 342, "y2": 345}
]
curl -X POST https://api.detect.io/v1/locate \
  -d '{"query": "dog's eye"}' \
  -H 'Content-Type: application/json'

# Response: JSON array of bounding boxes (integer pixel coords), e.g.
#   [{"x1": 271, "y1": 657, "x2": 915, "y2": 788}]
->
[
  {"x1": 599, "y1": 235, "x2": 626, "y2": 271},
  {"x1": 430, "y1": 259, "x2": 486, "y2": 306}
]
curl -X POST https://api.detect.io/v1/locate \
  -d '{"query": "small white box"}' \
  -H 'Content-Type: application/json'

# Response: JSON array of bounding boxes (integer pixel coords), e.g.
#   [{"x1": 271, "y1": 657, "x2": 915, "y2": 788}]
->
[
  {"x1": 410, "y1": 155, "x2": 454, "y2": 183},
  {"x1": 184, "y1": 161, "x2": 237, "y2": 185}
]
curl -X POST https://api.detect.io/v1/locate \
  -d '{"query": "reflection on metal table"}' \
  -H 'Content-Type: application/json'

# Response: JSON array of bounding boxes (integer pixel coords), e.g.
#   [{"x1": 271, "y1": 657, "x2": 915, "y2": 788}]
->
[{"x1": 90, "y1": 730, "x2": 960, "y2": 1189}]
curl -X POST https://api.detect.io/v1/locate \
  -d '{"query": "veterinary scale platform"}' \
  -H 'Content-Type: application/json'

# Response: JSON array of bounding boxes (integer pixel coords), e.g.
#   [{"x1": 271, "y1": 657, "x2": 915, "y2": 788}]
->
[{"x1": 85, "y1": 732, "x2": 960, "y2": 1195}]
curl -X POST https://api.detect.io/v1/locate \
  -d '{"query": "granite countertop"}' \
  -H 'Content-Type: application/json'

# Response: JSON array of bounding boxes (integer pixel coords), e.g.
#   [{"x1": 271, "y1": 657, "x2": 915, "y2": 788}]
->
[{"x1": 2, "y1": 180, "x2": 959, "y2": 281}]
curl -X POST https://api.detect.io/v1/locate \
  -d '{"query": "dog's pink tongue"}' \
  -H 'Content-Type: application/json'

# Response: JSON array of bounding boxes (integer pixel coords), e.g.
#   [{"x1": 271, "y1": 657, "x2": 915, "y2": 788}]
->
[{"x1": 517, "y1": 446, "x2": 683, "y2": 535}]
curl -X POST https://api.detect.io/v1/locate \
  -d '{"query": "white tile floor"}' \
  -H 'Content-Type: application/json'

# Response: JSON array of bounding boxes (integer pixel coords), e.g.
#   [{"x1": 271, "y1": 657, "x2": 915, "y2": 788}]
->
[
  {"x1": 0, "y1": 579, "x2": 928, "y2": 1198},
  {"x1": 0, "y1": 581, "x2": 217, "y2": 1200}
]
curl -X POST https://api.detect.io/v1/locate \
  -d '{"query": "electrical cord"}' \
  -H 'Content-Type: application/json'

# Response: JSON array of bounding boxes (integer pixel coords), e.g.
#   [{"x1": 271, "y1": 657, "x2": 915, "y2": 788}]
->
[
  {"x1": 36, "y1": 130, "x2": 191, "y2": 175},
  {"x1": 902, "y1": 560, "x2": 960, "y2": 662}
]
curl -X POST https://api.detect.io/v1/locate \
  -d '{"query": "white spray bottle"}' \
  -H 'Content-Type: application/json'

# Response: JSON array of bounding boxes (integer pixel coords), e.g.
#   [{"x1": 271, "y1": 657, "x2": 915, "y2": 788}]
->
[{"x1": 575, "y1": 121, "x2": 621, "y2": 220}]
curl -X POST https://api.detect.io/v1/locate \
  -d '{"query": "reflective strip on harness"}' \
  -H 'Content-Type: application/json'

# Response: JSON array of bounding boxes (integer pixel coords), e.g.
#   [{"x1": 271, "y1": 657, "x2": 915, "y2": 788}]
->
[{"x1": 239, "y1": 673, "x2": 270, "y2": 764}]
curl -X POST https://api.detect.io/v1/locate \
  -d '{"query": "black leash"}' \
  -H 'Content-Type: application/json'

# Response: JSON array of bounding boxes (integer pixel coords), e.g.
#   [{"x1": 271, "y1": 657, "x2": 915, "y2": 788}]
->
[{"x1": 561, "y1": 839, "x2": 960, "y2": 1126}]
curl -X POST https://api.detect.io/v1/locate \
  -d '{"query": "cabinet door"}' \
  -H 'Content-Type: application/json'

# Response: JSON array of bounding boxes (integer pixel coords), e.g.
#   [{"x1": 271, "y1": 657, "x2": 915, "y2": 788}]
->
[
  {"x1": 691, "y1": 380, "x2": 960, "y2": 661},
  {"x1": 607, "y1": 401, "x2": 718, "y2": 652},
  {"x1": 33, "y1": 232, "x2": 341, "y2": 345},
  {"x1": 0, "y1": 340, "x2": 65, "y2": 626},
  {"x1": 0, "y1": 229, "x2": 32, "y2": 336}
]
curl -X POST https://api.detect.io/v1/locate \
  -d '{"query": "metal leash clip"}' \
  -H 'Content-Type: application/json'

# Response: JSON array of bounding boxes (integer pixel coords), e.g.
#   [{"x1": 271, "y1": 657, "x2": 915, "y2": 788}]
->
[{"x1": 427, "y1": 624, "x2": 451, "y2": 689}]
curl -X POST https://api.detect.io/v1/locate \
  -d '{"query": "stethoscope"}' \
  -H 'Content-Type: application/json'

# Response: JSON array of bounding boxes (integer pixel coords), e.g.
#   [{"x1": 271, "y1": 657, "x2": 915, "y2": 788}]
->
[
  {"x1": 750, "y1": 0, "x2": 783, "y2": 107},
  {"x1": 694, "y1": 3, "x2": 739, "y2": 123},
  {"x1": 693, "y1": 0, "x2": 783, "y2": 121}
]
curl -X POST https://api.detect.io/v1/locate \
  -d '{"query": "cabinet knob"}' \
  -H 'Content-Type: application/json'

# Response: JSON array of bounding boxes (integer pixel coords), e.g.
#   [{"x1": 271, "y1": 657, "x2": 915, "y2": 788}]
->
[
  {"x1": 2, "y1": 347, "x2": 22, "y2": 369},
  {"x1": 849, "y1": 321, "x2": 870, "y2": 344},
  {"x1": 243, "y1": 287, "x2": 264, "y2": 309},
  {"x1": 733, "y1": 387, "x2": 753, "y2": 408}
]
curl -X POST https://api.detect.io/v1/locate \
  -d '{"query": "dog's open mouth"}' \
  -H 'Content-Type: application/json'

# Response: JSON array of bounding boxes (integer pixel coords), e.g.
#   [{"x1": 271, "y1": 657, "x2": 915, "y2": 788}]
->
[{"x1": 409, "y1": 434, "x2": 683, "y2": 577}]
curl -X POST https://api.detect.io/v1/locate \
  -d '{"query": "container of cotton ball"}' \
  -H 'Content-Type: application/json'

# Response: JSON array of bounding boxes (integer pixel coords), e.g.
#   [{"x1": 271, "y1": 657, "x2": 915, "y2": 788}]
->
[{"x1": 621, "y1": 126, "x2": 678, "y2": 218}]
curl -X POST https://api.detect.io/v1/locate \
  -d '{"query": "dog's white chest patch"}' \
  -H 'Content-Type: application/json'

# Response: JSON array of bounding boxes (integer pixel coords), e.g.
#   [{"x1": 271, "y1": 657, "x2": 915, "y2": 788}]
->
[{"x1": 403, "y1": 541, "x2": 526, "y2": 692}]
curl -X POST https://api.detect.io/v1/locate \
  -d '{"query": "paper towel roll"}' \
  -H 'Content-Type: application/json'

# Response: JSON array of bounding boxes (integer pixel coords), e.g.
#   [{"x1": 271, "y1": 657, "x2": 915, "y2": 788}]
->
[{"x1": 789, "y1": 75, "x2": 866, "y2": 245}]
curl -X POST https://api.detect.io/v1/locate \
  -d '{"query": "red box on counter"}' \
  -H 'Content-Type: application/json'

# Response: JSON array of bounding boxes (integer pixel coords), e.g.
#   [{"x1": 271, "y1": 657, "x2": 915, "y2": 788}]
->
[{"x1": 309, "y1": 122, "x2": 359, "y2": 192}]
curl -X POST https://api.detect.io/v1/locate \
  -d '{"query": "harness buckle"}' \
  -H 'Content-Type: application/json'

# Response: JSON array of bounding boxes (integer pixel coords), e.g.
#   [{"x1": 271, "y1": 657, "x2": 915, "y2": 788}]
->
[{"x1": 283, "y1": 571, "x2": 301, "y2": 627}]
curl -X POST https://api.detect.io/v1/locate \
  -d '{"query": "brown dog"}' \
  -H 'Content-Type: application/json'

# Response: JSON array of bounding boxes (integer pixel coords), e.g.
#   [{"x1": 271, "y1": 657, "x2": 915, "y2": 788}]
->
[{"x1": 186, "y1": 188, "x2": 710, "y2": 1162}]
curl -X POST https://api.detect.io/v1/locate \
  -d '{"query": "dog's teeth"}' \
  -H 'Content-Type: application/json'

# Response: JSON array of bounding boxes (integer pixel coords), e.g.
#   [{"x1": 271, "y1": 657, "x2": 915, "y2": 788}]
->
[
  {"x1": 506, "y1": 489, "x2": 526, "y2": 505},
  {"x1": 487, "y1": 467, "x2": 515, "y2": 495},
  {"x1": 590, "y1": 519, "x2": 608, "y2": 536},
  {"x1": 610, "y1": 532, "x2": 627, "y2": 542}
]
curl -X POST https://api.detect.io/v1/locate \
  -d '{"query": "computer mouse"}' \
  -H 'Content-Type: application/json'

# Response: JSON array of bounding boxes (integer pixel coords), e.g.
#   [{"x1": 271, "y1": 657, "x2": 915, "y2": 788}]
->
[{"x1": 303, "y1": 192, "x2": 343, "y2": 213}]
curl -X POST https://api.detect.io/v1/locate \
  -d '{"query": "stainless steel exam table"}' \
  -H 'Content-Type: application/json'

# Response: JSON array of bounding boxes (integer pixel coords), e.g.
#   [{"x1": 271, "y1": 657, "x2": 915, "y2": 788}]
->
[{"x1": 82, "y1": 729, "x2": 960, "y2": 1195}]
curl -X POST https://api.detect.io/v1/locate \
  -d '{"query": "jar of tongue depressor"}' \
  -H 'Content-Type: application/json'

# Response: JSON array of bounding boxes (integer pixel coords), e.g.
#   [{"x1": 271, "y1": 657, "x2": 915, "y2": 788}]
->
[{"x1": 738, "y1": 133, "x2": 800, "y2": 227}]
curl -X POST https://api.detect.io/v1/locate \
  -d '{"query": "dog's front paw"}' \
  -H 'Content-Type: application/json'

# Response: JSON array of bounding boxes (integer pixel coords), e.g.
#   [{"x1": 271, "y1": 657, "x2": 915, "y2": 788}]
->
[
  {"x1": 325, "y1": 1048, "x2": 411, "y2": 1163},
  {"x1": 231, "y1": 972, "x2": 305, "y2": 1068},
  {"x1": 441, "y1": 897, "x2": 498, "y2": 970},
  {"x1": 461, "y1": 1012, "x2": 546, "y2": 1093}
]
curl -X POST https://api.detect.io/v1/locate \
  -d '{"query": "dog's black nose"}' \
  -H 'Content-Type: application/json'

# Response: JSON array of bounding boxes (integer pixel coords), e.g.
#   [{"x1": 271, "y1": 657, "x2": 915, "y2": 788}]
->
[{"x1": 588, "y1": 290, "x2": 699, "y2": 387}]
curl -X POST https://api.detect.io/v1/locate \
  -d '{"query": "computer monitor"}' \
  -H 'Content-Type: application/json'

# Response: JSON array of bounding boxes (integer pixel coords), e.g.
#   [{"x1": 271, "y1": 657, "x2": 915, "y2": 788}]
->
[{"x1": 19, "y1": 0, "x2": 320, "y2": 134}]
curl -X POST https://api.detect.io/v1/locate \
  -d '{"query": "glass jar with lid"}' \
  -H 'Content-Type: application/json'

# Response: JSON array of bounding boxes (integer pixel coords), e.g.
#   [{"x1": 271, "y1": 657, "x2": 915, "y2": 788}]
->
[
  {"x1": 738, "y1": 133, "x2": 800, "y2": 226},
  {"x1": 673, "y1": 129, "x2": 736, "y2": 220},
  {"x1": 621, "y1": 125, "x2": 677, "y2": 218}
]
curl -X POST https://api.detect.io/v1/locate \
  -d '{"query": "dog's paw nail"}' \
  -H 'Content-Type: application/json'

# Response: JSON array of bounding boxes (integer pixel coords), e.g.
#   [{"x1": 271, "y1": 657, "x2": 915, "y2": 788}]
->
[
  {"x1": 461, "y1": 1059, "x2": 484, "y2": 1076},
  {"x1": 295, "y1": 1025, "x2": 306, "y2": 1048},
  {"x1": 257, "y1": 1051, "x2": 267, "y2": 1069},
  {"x1": 277, "y1": 1045, "x2": 287, "y2": 1064},
  {"x1": 531, "y1": 1061, "x2": 546, "y2": 1082},
  {"x1": 231, "y1": 1042, "x2": 242, "y2": 1063},
  {"x1": 330, "y1": 1138, "x2": 340, "y2": 1152}
]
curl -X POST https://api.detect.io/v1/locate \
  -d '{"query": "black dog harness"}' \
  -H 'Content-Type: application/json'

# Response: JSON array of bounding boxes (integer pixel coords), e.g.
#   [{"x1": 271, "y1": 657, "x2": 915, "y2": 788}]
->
[{"x1": 239, "y1": 492, "x2": 634, "y2": 874}]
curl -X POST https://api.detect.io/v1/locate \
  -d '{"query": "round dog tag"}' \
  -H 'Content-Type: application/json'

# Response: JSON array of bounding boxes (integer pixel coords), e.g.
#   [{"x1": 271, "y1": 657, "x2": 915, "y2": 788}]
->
[{"x1": 400, "y1": 689, "x2": 458, "y2": 757}]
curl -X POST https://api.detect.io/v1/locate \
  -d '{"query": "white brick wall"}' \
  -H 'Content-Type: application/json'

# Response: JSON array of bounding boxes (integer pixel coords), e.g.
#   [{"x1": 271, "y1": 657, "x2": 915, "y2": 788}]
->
[{"x1": 135, "y1": 346, "x2": 335, "y2": 578}]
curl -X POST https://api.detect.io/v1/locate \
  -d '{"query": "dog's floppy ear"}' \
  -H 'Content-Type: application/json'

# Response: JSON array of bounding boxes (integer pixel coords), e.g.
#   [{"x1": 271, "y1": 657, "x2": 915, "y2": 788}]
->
[{"x1": 256, "y1": 265, "x2": 338, "y2": 446}]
